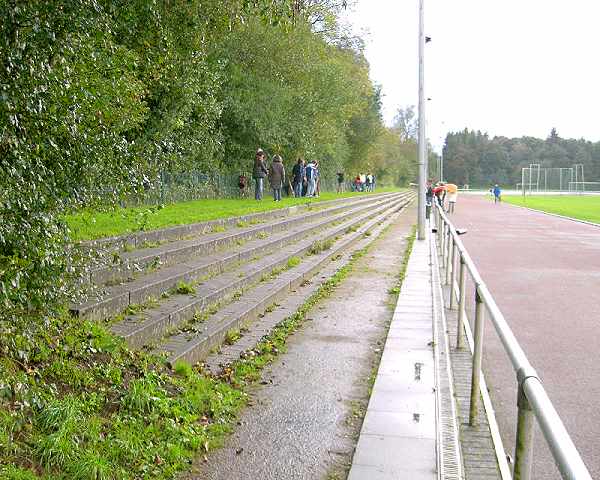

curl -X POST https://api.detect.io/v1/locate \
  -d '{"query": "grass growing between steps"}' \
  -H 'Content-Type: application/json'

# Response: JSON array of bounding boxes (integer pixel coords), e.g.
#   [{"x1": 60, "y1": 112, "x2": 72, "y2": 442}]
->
[
  {"x1": 221, "y1": 259, "x2": 360, "y2": 384},
  {"x1": 387, "y1": 225, "x2": 417, "y2": 296},
  {"x1": 214, "y1": 226, "x2": 381, "y2": 387},
  {"x1": 66, "y1": 189, "x2": 402, "y2": 241},
  {"x1": 0, "y1": 221, "x2": 398, "y2": 479}
]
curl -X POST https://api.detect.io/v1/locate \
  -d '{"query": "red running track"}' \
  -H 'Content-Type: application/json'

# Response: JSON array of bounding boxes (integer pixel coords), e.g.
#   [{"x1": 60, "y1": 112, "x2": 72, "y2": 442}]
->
[{"x1": 449, "y1": 194, "x2": 600, "y2": 479}]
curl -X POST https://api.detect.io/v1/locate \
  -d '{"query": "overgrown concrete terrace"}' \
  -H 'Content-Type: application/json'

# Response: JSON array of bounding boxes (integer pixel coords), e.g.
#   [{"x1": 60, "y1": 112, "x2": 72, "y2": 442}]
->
[
  {"x1": 71, "y1": 192, "x2": 413, "y2": 366},
  {"x1": 69, "y1": 192, "x2": 505, "y2": 479}
]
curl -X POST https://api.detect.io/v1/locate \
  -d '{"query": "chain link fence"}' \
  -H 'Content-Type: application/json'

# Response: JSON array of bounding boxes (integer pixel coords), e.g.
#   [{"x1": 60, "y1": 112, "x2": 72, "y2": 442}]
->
[{"x1": 123, "y1": 170, "x2": 346, "y2": 206}]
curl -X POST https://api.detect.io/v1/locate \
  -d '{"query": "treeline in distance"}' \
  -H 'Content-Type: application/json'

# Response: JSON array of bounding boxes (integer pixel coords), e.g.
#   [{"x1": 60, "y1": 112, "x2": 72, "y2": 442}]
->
[{"x1": 442, "y1": 128, "x2": 600, "y2": 188}]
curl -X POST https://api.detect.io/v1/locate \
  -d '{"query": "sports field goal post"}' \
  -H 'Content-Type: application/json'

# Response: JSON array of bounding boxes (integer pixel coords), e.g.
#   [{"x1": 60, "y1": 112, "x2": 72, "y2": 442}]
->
[
  {"x1": 570, "y1": 164, "x2": 586, "y2": 193},
  {"x1": 520, "y1": 163, "x2": 541, "y2": 197},
  {"x1": 568, "y1": 181, "x2": 600, "y2": 193},
  {"x1": 518, "y1": 164, "x2": 597, "y2": 195}
]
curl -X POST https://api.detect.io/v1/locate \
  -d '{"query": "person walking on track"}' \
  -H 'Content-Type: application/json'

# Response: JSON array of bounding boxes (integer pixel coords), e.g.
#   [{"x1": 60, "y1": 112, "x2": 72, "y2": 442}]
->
[
  {"x1": 253, "y1": 148, "x2": 268, "y2": 200},
  {"x1": 493, "y1": 184, "x2": 502, "y2": 203}
]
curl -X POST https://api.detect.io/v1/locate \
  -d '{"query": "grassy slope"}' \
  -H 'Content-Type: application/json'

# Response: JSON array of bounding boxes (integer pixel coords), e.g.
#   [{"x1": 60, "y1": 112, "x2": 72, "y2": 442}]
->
[
  {"x1": 66, "y1": 189, "x2": 400, "y2": 241},
  {"x1": 503, "y1": 195, "x2": 600, "y2": 224},
  {"x1": 0, "y1": 217, "x2": 414, "y2": 480}
]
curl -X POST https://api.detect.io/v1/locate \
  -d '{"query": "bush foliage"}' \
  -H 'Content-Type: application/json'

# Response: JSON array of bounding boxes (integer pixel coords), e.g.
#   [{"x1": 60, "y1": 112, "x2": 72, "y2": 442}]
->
[{"x1": 0, "y1": 1, "x2": 391, "y2": 324}]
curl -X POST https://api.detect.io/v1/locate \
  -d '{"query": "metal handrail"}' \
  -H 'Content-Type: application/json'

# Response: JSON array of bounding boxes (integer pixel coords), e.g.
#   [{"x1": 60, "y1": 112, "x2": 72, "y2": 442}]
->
[{"x1": 433, "y1": 204, "x2": 592, "y2": 480}]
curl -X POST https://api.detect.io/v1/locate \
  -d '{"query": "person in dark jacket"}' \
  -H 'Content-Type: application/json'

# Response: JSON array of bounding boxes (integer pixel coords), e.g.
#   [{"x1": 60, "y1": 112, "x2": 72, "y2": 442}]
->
[
  {"x1": 292, "y1": 158, "x2": 305, "y2": 198},
  {"x1": 425, "y1": 179, "x2": 434, "y2": 219},
  {"x1": 269, "y1": 155, "x2": 285, "y2": 201},
  {"x1": 252, "y1": 148, "x2": 268, "y2": 200},
  {"x1": 314, "y1": 160, "x2": 321, "y2": 197},
  {"x1": 426, "y1": 179, "x2": 434, "y2": 204},
  {"x1": 336, "y1": 172, "x2": 344, "y2": 193}
]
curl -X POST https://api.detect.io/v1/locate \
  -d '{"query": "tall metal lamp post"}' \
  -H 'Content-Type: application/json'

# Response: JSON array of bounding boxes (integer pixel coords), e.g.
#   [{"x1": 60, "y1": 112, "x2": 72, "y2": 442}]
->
[{"x1": 417, "y1": 0, "x2": 429, "y2": 240}]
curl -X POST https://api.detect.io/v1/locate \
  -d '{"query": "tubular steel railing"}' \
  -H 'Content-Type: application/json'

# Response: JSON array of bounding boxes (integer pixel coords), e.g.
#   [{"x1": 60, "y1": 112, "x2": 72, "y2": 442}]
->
[{"x1": 433, "y1": 204, "x2": 592, "y2": 480}]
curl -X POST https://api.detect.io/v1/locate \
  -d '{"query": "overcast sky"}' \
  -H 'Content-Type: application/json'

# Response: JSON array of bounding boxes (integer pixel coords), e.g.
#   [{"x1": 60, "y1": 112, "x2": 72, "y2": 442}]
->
[{"x1": 345, "y1": 0, "x2": 600, "y2": 151}]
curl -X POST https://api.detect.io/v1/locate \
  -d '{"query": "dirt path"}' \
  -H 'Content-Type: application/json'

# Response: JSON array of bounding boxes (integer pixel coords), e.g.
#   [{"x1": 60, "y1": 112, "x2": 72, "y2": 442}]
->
[
  {"x1": 451, "y1": 195, "x2": 600, "y2": 479},
  {"x1": 188, "y1": 205, "x2": 415, "y2": 480}
]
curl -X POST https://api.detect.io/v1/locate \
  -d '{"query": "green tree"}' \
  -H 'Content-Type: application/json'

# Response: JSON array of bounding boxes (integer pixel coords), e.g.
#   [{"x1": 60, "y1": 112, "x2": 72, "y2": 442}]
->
[{"x1": 1, "y1": 0, "x2": 388, "y2": 329}]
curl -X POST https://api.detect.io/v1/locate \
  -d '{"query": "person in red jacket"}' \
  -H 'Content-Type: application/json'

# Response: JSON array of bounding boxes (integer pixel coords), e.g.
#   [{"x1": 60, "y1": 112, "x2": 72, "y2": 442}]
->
[{"x1": 433, "y1": 182, "x2": 446, "y2": 207}]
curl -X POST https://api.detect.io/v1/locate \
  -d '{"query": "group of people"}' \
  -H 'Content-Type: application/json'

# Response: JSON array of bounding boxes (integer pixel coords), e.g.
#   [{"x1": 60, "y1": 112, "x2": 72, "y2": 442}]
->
[
  {"x1": 425, "y1": 181, "x2": 503, "y2": 213},
  {"x1": 352, "y1": 173, "x2": 376, "y2": 192},
  {"x1": 426, "y1": 180, "x2": 459, "y2": 213},
  {"x1": 245, "y1": 148, "x2": 323, "y2": 201}
]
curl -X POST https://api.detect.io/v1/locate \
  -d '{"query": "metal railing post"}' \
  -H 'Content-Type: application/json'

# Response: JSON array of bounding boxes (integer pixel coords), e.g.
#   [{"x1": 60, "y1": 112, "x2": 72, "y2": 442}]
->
[
  {"x1": 445, "y1": 230, "x2": 453, "y2": 285},
  {"x1": 514, "y1": 369, "x2": 537, "y2": 480},
  {"x1": 449, "y1": 239, "x2": 458, "y2": 309},
  {"x1": 456, "y1": 255, "x2": 466, "y2": 349},
  {"x1": 440, "y1": 216, "x2": 445, "y2": 258},
  {"x1": 469, "y1": 286, "x2": 485, "y2": 426},
  {"x1": 438, "y1": 216, "x2": 446, "y2": 256}
]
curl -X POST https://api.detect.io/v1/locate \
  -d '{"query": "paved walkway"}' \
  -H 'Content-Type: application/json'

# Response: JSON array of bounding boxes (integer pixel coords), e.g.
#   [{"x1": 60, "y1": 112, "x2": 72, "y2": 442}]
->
[
  {"x1": 348, "y1": 235, "x2": 437, "y2": 479},
  {"x1": 451, "y1": 195, "x2": 600, "y2": 479}
]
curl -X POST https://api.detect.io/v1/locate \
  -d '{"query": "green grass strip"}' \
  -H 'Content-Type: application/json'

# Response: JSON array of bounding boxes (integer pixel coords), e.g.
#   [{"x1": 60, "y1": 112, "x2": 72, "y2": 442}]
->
[
  {"x1": 65, "y1": 188, "x2": 401, "y2": 241},
  {"x1": 503, "y1": 195, "x2": 600, "y2": 224}
]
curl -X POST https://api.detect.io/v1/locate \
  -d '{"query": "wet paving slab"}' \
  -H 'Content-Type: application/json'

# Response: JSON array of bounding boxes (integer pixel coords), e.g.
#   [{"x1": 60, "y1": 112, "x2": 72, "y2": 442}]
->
[{"x1": 348, "y1": 233, "x2": 437, "y2": 480}]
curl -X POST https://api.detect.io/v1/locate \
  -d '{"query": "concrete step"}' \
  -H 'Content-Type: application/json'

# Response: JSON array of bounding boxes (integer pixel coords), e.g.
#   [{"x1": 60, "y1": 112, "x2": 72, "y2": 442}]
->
[
  {"x1": 71, "y1": 193, "x2": 408, "y2": 321},
  {"x1": 201, "y1": 202, "x2": 408, "y2": 374},
  {"x1": 87, "y1": 192, "x2": 405, "y2": 286},
  {"x1": 81, "y1": 191, "x2": 400, "y2": 254},
  {"x1": 158, "y1": 197, "x2": 412, "y2": 366},
  {"x1": 111, "y1": 195, "x2": 413, "y2": 349}
]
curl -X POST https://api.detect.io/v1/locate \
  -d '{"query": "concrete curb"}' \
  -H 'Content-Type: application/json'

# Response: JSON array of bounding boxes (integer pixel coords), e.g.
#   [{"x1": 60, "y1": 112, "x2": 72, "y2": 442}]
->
[{"x1": 348, "y1": 232, "x2": 437, "y2": 480}]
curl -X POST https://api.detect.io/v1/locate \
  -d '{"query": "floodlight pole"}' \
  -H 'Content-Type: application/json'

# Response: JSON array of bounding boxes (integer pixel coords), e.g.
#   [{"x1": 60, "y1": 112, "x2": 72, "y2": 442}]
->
[{"x1": 417, "y1": 0, "x2": 427, "y2": 240}]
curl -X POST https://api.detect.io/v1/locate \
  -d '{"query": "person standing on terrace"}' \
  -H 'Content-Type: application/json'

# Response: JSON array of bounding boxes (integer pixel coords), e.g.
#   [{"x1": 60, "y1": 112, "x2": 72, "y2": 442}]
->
[{"x1": 252, "y1": 148, "x2": 268, "y2": 200}]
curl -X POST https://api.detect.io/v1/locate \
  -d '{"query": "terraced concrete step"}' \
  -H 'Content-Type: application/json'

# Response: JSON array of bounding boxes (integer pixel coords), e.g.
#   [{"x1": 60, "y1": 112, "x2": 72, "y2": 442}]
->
[
  {"x1": 88, "y1": 192, "x2": 406, "y2": 286},
  {"x1": 111, "y1": 196, "x2": 412, "y2": 348},
  {"x1": 201, "y1": 207, "x2": 402, "y2": 373},
  {"x1": 82, "y1": 191, "x2": 400, "y2": 253},
  {"x1": 72, "y1": 193, "x2": 406, "y2": 321},
  {"x1": 159, "y1": 197, "x2": 412, "y2": 366}
]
